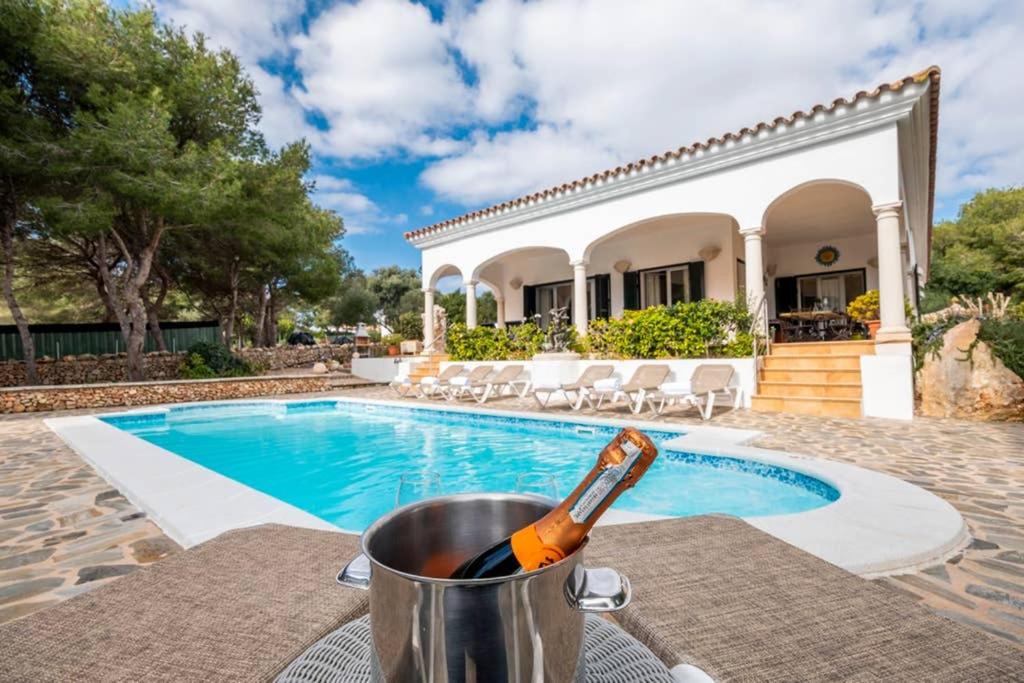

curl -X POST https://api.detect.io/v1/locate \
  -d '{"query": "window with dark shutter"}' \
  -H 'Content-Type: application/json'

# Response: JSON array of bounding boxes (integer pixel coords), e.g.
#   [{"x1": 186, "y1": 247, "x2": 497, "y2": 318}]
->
[{"x1": 623, "y1": 271, "x2": 640, "y2": 310}]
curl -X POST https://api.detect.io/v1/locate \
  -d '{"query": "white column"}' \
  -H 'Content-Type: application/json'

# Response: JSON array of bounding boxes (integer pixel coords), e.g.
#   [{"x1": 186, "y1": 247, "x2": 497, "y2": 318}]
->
[
  {"x1": 495, "y1": 296, "x2": 506, "y2": 329},
  {"x1": 465, "y1": 280, "x2": 478, "y2": 329},
  {"x1": 873, "y1": 202, "x2": 910, "y2": 343},
  {"x1": 571, "y1": 259, "x2": 588, "y2": 336},
  {"x1": 740, "y1": 227, "x2": 766, "y2": 316},
  {"x1": 422, "y1": 288, "x2": 435, "y2": 349}
]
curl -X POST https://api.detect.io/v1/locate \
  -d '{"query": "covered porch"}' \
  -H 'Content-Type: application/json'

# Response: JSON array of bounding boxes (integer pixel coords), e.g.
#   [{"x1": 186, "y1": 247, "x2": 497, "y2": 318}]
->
[{"x1": 408, "y1": 68, "x2": 939, "y2": 420}]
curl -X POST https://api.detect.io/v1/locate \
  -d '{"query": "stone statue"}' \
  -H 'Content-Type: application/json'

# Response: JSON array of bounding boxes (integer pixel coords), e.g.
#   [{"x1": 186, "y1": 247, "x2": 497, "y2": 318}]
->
[
  {"x1": 542, "y1": 306, "x2": 571, "y2": 353},
  {"x1": 427, "y1": 304, "x2": 447, "y2": 353}
]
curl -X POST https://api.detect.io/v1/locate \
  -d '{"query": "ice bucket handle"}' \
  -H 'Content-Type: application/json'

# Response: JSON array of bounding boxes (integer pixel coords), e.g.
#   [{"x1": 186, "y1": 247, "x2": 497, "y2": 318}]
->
[
  {"x1": 337, "y1": 553, "x2": 371, "y2": 590},
  {"x1": 564, "y1": 565, "x2": 631, "y2": 612}
]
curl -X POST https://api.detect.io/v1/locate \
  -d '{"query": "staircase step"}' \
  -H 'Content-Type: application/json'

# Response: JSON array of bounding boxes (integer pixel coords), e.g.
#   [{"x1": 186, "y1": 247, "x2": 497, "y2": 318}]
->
[
  {"x1": 757, "y1": 381, "x2": 862, "y2": 399},
  {"x1": 763, "y1": 355, "x2": 861, "y2": 370},
  {"x1": 759, "y1": 368, "x2": 861, "y2": 383},
  {"x1": 771, "y1": 340, "x2": 875, "y2": 357},
  {"x1": 751, "y1": 395, "x2": 861, "y2": 418}
]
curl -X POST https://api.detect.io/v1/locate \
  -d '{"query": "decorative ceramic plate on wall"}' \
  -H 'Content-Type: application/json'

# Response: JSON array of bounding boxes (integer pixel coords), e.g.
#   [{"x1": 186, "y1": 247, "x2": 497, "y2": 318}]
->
[{"x1": 815, "y1": 245, "x2": 840, "y2": 267}]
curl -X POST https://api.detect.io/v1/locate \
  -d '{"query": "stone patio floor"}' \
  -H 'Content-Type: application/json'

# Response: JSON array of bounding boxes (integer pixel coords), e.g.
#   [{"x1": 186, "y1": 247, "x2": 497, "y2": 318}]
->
[{"x1": 0, "y1": 385, "x2": 1022, "y2": 650}]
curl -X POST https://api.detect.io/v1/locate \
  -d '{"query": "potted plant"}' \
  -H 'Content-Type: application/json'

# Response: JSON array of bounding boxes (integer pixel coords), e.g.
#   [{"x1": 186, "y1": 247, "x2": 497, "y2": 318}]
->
[
  {"x1": 383, "y1": 333, "x2": 403, "y2": 356},
  {"x1": 847, "y1": 290, "x2": 881, "y2": 338}
]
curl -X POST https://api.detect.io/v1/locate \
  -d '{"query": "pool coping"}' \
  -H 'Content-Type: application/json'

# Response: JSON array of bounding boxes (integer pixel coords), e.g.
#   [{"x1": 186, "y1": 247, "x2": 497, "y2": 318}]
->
[{"x1": 44, "y1": 397, "x2": 969, "y2": 577}]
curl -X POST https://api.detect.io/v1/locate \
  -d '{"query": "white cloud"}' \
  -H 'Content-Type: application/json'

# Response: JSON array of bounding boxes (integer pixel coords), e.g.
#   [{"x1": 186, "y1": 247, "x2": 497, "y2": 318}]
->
[
  {"x1": 291, "y1": 0, "x2": 470, "y2": 159},
  {"x1": 422, "y1": 126, "x2": 619, "y2": 204},
  {"x1": 423, "y1": 0, "x2": 1024, "y2": 207},
  {"x1": 158, "y1": 0, "x2": 1024, "y2": 217},
  {"x1": 158, "y1": 0, "x2": 302, "y2": 62},
  {"x1": 310, "y1": 175, "x2": 380, "y2": 234}
]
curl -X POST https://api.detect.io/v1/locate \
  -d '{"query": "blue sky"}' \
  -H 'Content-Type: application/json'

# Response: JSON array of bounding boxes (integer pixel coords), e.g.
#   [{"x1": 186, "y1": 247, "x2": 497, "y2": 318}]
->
[{"x1": 144, "y1": 0, "x2": 1024, "y2": 275}]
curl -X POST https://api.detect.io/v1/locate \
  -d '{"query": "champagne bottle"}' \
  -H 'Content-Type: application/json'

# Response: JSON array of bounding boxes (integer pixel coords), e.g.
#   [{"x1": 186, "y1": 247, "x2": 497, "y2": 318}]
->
[{"x1": 450, "y1": 427, "x2": 658, "y2": 579}]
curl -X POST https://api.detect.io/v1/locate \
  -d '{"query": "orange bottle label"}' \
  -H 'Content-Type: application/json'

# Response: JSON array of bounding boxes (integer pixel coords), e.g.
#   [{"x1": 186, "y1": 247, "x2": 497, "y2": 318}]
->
[{"x1": 510, "y1": 525, "x2": 567, "y2": 571}]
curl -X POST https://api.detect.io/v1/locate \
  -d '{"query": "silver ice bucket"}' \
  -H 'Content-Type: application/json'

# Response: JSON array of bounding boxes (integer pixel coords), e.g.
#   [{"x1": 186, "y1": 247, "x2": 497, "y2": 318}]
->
[{"x1": 337, "y1": 493, "x2": 632, "y2": 682}]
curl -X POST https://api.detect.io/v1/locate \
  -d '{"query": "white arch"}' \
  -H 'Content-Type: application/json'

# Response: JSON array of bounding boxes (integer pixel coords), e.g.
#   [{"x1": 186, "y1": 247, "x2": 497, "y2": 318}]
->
[
  {"x1": 582, "y1": 212, "x2": 739, "y2": 262},
  {"x1": 761, "y1": 178, "x2": 874, "y2": 229},
  {"x1": 425, "y1": 263, "x2": 463, "y2": 290},
  {"x1": 470, "y1": 245, "x2": 571, "y2": 283}
]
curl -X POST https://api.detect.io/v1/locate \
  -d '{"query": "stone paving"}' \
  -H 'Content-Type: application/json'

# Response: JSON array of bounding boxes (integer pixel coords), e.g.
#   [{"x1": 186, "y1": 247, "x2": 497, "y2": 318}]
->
[
  {"x1": 0, "y1": 415, "x2": 177, "y2": 625},
  {"x1": 0, "y1": 386, "x2": 1021, "y2": 651}
]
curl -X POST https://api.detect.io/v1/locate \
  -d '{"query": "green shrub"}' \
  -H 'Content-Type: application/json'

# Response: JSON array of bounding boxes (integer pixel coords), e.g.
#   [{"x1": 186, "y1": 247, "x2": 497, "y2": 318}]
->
[
  {"x1": 382, "y1": 333, "x2": 403, "y2": 346},
  {"x1": 446, "y1": 321, "x2": 551, "y2": 360},
  {"x1": 181, "y1": 341, "x2": 254, "y2": 378},
  {"x1": 979, "y1": 318, "x2": 1024, "y2": 379},
  {"x1": 179, "y1": 352, "x2": 218, "y2": 379},
  {"x1": 582, "y1": 300, "x2": 754, "y2": 359},
  {"x1": 395, "y1": 311, "x2": 423, "y2": 341},
  {"x1": 912, "y1": 314, "x2": 1024, "y2": 379}
]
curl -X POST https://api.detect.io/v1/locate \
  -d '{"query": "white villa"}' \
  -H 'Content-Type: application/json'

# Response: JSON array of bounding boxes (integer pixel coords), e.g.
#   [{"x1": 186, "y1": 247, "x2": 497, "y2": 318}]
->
[{"x1": 404, "y1": 67, "x2": 941, "y2": 421}]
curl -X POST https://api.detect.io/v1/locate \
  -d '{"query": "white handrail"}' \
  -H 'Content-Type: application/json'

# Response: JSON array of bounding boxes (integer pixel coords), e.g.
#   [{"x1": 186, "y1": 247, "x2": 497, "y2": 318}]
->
[{"x1": 748, "y1": 292, "x2": 770, "y2": 363}]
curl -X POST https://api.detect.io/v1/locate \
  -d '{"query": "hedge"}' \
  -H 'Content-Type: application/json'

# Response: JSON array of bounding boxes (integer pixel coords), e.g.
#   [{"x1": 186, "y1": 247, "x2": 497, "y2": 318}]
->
[{"x1": 446, "y1": 300, "x2": 755, "y2": 361}]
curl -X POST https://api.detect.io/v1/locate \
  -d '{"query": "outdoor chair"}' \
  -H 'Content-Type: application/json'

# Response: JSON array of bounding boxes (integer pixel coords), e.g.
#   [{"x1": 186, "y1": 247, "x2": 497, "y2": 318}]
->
[
  {"x1": 531, "y1": 364, "x2": 615, "y2": 409},
  {"x1": 449, "y1": 364, "x2": 524, "y2": 403},
  {"x1": 440, "y1": 365, "x2": 495, "y2": 400},
  {"x1": 591, "y1": 364, "x2": 671, "y2": 414},
  {"x1": 387, "y1": 367, "x2": 415, "y2": 397},
  {"x1": 417, "y1": 363, "x2": 465, "y2": 398},
  {"x1": 644, "y1": 364, "x2": 739, "y2": 420}
]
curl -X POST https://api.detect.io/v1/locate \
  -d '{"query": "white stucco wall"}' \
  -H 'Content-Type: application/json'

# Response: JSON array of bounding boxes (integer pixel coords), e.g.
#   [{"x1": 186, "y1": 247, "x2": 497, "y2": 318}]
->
[
  {"x1": 421, "y1": 125, "x2": 902, "y2": 290},
  {"x1": 351, "y1": 357, "x2": 407, "y2": 382}
]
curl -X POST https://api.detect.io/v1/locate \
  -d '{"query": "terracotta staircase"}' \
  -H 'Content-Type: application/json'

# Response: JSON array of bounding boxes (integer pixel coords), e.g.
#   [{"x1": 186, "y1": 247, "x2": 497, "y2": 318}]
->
[
  {"x1": 752, "y1": 340, "x2": 875, "y2": 418},
  {"x1": 408, "y1": 352, "x2": 450, "y2": 383}
]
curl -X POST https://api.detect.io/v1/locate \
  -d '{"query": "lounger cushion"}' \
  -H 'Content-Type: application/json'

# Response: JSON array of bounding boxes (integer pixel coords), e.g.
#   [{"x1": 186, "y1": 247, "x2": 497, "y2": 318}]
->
[
  {"x1": 592, "y1": 377, "x2": 621, "y2": 392},
  {"x1": 0, "y1": 525, "x2": 367, "y2": 682},
  {"x1": 656, "y1": 381, "x2": 692, "y2": 395}
]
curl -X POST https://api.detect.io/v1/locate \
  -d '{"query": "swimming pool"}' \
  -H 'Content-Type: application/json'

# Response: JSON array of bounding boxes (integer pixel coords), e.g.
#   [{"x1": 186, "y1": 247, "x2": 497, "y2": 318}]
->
[{"x1": 101, "y1": 400, "x2": 838, "y2": 531}]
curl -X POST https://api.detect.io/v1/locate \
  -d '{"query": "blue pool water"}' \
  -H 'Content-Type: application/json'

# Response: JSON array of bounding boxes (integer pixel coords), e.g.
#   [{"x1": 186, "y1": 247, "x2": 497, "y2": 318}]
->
[{"x1": 103, "y1": 401, "x2": 838, "y2": 531}]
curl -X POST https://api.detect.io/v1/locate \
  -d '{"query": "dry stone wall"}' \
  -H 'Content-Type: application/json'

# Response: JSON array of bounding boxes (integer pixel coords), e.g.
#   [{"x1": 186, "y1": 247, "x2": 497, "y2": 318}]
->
[
  {"x1": 0, "y1": 345, "x2": 352, "y2": 387},
  {"x1": 0, "y1": 375, "x2": 333, "y2": 413}
]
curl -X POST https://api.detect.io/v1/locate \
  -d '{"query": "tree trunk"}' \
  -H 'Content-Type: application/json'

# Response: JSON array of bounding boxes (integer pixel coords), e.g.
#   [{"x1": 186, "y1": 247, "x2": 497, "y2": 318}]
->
[
  {"x1": 144, "y1": 272, "x2": 169, "y2": 352},
  {"x1": 263, "y1": 287, "x2": 278, "y2": 347},
  {"x1": 254, "y1": 286, "x2": 268, "y2": 347},
  {"x1": 0, "y1": 183, "x2": 38, "y2": 384},
  {"x1": 96, "y1": 215, "x2": 165, "y2": 381},
  {"x1": 223, "y1": 263, "x2": 240, "y2": 348}
]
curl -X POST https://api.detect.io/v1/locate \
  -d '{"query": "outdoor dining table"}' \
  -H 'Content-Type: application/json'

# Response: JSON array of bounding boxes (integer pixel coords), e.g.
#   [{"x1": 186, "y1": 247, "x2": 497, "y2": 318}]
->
[{"x1": 779, "y1": 310, "x2": 850, "y2": 341}]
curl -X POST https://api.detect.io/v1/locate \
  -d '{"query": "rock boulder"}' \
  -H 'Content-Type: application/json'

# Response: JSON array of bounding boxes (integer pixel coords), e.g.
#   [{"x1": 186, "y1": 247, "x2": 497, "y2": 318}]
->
[{"x1": 918, "y1": 318, "x2": 1024, "y2": 421}]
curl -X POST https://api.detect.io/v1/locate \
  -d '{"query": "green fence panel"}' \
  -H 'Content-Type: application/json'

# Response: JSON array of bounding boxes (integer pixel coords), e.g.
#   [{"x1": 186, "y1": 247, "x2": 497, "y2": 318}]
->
[{"x1": 0, "y1": 322, "x2": 221, "y2": 360}]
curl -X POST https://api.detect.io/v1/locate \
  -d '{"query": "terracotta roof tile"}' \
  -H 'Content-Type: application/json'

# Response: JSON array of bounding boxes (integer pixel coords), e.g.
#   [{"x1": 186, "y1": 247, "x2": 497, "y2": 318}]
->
[{"x1": 406, "y1": 67, "x2": 941, "y2": 244}]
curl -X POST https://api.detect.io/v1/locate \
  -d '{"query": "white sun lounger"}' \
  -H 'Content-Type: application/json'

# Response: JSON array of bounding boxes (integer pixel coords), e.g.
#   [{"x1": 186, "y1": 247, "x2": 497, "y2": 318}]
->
[
  {"x1": 532, "y1": 365, "x2": 615, "y2": 409},
  {"x1": 441, "y1": 365, "x2": 495, "y2": 401},
  {"x1": 449, "y1": 364, "x2": 524, "y2": 403},
  {"x1": 418, "y1": 364, "x2": 465, "y2": 398},
  {"x1": 591, "y1": 364, "x2": 671, "y2": 414},
  {"x1": 644, "y1": 364, "x2": 740, "y2": 420}
]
